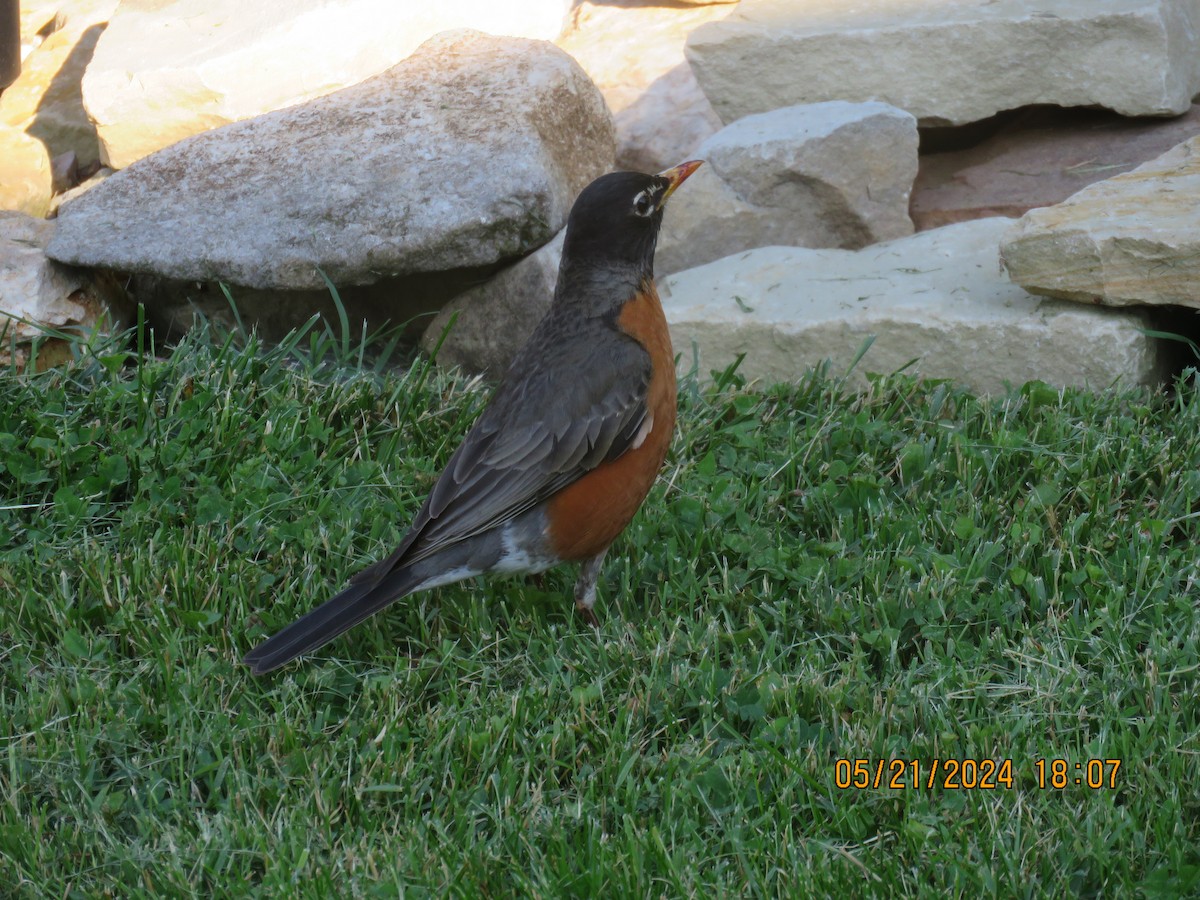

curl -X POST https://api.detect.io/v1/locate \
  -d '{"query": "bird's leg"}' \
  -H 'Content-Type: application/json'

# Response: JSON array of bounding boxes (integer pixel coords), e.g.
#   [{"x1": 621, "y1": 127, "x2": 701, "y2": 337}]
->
[{"x1": 573, "y1": 548, "x2": 609, "y2": 628}]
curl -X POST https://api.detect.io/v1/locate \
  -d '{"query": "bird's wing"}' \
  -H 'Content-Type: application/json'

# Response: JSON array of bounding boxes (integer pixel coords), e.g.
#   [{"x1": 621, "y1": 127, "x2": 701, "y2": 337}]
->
[{"x1": 351, "y1": 330, "x2": 652, "y2": 583}]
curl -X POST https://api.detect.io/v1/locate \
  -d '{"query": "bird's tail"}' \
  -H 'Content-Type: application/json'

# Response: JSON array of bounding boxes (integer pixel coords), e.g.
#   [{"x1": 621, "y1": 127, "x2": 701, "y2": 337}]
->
[{"x1": 242, "y1": 567, "x2": 420, "y2": 675}]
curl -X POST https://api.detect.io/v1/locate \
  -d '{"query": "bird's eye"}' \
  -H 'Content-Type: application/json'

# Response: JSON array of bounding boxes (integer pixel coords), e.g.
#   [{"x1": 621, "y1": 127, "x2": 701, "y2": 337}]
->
[{"x1": 632, "y1": 190, "x2": 655, "y2": 217}]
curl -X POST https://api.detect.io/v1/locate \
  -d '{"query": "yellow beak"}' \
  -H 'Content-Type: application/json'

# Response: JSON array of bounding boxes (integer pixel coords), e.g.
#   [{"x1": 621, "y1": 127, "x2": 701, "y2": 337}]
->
[{"x1": 656, "y1": 160, "x2": 704, "y2": 207}]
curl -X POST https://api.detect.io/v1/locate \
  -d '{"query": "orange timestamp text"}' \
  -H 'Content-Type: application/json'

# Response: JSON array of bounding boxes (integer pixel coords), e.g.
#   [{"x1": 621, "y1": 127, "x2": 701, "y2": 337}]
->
[{"x1": 834, "y1": 758, "x2": 1123, "y2": 791}]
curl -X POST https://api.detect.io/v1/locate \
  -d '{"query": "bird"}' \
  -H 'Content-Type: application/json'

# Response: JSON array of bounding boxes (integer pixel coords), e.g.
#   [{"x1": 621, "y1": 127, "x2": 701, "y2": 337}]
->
[{"x1": 243, "y1": 160, "x2": 703, "y2": 674}]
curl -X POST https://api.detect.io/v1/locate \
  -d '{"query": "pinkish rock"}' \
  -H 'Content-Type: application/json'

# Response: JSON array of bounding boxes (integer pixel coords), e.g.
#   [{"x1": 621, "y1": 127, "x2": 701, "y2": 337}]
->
[{"x1": 912, "y1": 105, "x2": 1200, "y2": 230}]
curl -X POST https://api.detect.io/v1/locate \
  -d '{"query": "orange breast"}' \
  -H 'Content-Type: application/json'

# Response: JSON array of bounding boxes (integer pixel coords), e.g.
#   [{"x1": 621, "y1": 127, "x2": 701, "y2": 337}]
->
[{"x1": 547, "y1": 281, "x2": 677, "y2": 561}]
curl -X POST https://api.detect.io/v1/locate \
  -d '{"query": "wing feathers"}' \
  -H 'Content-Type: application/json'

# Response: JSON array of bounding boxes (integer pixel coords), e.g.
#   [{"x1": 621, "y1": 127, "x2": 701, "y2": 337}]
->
[{"x1": 395, "y1": 332, "x2": 651, "y2": 569}]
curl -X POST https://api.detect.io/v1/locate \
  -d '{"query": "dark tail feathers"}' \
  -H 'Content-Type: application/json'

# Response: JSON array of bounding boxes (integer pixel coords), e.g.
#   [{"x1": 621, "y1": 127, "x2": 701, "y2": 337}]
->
[{"x1": 242, "y1": 568, "x2": 419, "y2": 675}]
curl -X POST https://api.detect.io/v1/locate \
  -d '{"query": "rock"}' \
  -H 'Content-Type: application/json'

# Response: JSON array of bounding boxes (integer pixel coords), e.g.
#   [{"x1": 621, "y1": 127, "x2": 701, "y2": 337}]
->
[
  {"x1": 656, "y1": 102, "x2": 917, "y2": 275},
  {"x1": 421, "y1": 231, "x2": 565, "y2": 375},
  {"x1": 0, "y1": 0, "x2": 117, "y2": 167},
  {"x1": 50, "y1": 151, "x2": 79, "y2": 193},
  {"x1": 47, "y1": 165, "x2": 112, "y2": 216},
  {"x1": 47, "y1": 31, "x2": 615, "y2": 292},
  {"x1": 0, "y1": 125, "x2": 52, "y2": 215},
  {"x1": 686, "y1": 0, "x2": 1200, "y2": 128},
  {"x1": 19, "y1": 1, "x2": 61, "y2": 49},
  {"x1": 556, "y1": 1, "x2": 726, "y2": 172},
  {"x1": 82, "y1": 0, "x2": 574, "y2": 169},
  {"x1": 0, "y1": 212, "x2": 128, "y2": 369},
  {"x1": 19, "y1": 1, "x2": 87, "y2": 48},
  {"x1": 661, "y1": 218, "x2": 1166, "y2": 395},
  {"x1": 1000, "y1": 135, "x2": 1200, "y2": 308},
  {"x1": 912, "y1": 105, "x2": 1200, "y2": 231}
]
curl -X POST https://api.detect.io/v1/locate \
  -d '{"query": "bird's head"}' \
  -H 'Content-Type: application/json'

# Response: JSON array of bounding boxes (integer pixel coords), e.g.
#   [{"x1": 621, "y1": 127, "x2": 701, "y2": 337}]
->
[{"x1": 559, "y1": 160, "x2": 703, "y2": 278}]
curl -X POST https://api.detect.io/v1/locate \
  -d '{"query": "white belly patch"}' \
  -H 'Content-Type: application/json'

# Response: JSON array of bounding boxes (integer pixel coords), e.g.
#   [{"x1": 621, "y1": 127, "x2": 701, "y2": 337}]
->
[{"x1": 492, "y1": 521, "x2": 557, "y2": 574}]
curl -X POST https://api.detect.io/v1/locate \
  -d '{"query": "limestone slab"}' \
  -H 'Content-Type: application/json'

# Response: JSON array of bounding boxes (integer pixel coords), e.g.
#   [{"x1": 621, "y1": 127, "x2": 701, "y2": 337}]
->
[
  {"x1": 1000, "y1": 135, "x2": 1200, "y2": 307},
  {"x1": 657, "y1": 102, "x2": 916, "y2": 275},
  {"x1": 661, "y1": 218, "x2": 1165, "y2": 394},
  {"x1": 686, "y1": 0, "x2": 1200, "y2": 127}
]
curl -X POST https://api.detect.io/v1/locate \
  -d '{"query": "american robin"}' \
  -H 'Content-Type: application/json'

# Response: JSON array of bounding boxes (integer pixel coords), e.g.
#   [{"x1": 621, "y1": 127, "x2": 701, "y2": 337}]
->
[{"x1": 243, "y1": 160, "x2": 703, "y2": 674}]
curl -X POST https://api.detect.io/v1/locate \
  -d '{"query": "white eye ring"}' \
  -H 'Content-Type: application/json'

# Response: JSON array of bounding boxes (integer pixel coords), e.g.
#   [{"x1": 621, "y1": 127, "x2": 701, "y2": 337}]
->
[{"x1": 632, "y1": 190, "x2": 655, "y2": 217}]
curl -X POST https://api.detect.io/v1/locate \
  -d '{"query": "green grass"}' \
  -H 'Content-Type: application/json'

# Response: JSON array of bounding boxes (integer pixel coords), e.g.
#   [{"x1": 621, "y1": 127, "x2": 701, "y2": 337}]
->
[{"x1": 1, "y1": 321, "x2": 1198, "y2": 898}]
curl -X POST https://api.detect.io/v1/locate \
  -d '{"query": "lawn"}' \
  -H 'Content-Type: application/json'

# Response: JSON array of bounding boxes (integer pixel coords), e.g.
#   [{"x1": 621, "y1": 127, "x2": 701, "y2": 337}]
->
[{"x1": 1, "y1": 320, "x2": 1197, "y2": 897}]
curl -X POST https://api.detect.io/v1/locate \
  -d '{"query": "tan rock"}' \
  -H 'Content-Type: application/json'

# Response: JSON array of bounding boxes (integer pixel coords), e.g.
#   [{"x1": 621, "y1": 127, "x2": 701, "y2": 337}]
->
[
  {"x1": 662, "y1": 219, "x2": 1166, "y2": 394},
  {"x1": 20, "y1": 1, "x2": 61, "y2": 46},
  {"x1": 83, "y1": 0, "x2": 574, "y2": 169},
  {"x1": 0, "y1": 125, "x2": 52, "y2": 215},
  {"x1": 1000, "y1": 135, "x2": 1200, "y2": 307},
  {"x1": 557, "y1": 0, "x2": 726, "y2": 172},
  {"x1": 0, "y1": 212, "x2": 128, "y2": 369},
  {"x1": 0, "y1": 0, "x2": 117, "y2": 165}
]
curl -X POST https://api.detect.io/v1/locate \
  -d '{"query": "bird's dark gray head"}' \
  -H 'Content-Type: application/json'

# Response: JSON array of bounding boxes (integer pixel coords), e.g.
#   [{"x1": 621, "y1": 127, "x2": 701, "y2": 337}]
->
[{"x1": 559, "y1": 161, "x2": 703, "y2": 277}]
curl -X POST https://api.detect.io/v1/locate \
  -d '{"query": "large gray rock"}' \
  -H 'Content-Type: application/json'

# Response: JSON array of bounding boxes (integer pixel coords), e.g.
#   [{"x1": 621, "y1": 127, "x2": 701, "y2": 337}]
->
[
  {"x1": 662, "y1": 219, "x2": 1166, "y2": 395},
  {"x1": 421, "y1": 231, "x2": 565, "y2": 376},
  {"x1": 0, "y1": 212, "x2": 128, "y2": 369},
  {"x1": 47, "y1": 31, "x2": 615, "y2": 291},
  {"x1": 656, "y1": 102, "x2": 917, "y2": 275},
  {"x1": 686, "y1": 0, "x2": 1200, "y2": 128},
  {"x1": 82, "y1": 0, "x2": 575, "y2": 169},
  {"x1": 1000, "y1": 135, "x2": 1200, "y2": 308}
]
